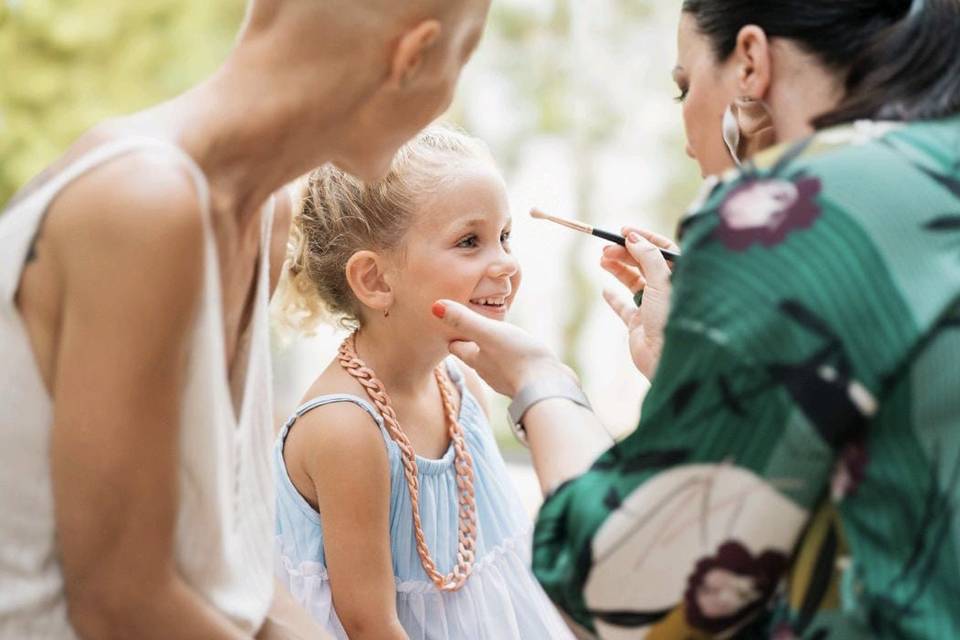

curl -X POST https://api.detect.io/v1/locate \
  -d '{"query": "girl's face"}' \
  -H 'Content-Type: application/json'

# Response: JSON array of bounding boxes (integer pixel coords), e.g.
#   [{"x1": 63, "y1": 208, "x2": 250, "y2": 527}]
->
[
  {"x1": 674, "y1": 12, "x2": 740, "y2": 177},
  {"x1": 388, "y1": 158, "x2": 520, "y2": 329}
]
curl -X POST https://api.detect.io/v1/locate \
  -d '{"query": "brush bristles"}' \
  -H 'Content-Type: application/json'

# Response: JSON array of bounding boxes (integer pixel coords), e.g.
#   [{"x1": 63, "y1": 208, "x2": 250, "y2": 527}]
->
[{"x1": 529, "y1": 208, "x2": 594, "y2": 234}]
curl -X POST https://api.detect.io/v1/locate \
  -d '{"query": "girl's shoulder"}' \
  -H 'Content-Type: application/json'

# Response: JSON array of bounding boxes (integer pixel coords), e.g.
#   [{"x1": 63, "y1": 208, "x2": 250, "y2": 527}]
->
[{"x1": 281, "y1": 364, "x2": 392, "y2": 502}]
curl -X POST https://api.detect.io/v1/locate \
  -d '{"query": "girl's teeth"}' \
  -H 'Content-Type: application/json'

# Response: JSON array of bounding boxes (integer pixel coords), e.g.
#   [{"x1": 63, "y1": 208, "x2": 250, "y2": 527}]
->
[{"x1": 472, "y1": 298, "x2": 505, "y2": 307}]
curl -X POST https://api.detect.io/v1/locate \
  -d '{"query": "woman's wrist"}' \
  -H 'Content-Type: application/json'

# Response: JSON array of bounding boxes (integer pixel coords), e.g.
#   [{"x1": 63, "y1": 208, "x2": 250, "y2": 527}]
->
[
  {"x1": 507, "y1": 379, "x2": 592, "y2": 444},
  {"x1": 509, "y1": 359, "x2": 576, "y2": 398}
]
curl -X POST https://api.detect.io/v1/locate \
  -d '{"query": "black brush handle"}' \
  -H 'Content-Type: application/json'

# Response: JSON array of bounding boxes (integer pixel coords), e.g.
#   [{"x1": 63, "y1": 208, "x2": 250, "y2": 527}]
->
[{"x1": 592, "y1": 228, "x2": 680, "y2": 262}]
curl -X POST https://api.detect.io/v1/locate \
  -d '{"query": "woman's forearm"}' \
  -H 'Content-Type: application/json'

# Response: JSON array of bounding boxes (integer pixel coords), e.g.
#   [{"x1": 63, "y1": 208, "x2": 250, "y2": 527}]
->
[
  {"x1": 524, "y1": 399, "x2": 612, "y2": 495},
  {"x1": 68, "y1": 572, "x2": 249, "y2": 640},
  {"x1": 340, "y1": 617, "x2": 408, "y2": 640},
  {"x1": 256, "y1": 581, "x2": 331, "y2": 640}
]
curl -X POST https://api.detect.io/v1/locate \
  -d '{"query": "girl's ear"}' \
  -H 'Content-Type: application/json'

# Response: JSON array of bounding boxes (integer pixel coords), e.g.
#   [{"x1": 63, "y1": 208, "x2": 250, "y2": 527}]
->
[
  {"x1": 732, "y1": 25, "x2": 773, "y2": 100},
  {"x1": 345, "y1": 250, "x2": 394, "y2": 315}
]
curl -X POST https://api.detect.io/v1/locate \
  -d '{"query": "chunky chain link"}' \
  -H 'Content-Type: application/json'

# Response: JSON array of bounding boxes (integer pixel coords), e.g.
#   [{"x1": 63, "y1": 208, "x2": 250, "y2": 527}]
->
[{"x1": 338, "y1": 333, "x2": 478, "y2": 591}]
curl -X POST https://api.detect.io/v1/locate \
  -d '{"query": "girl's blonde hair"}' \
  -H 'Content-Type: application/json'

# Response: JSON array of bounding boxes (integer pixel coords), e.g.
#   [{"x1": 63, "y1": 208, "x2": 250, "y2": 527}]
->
[{"x1": 274, "y1": 123, "x2": 494, "y2": 333}]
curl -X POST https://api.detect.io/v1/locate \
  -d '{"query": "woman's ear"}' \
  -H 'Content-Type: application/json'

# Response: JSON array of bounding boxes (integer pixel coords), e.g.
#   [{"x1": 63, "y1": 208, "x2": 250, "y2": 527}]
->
[
  {"x1": 733, "y1": 25, "x2": 772, "y2": 100},
  {"x1": 345, "y1": 250, "x2": 394, "y2": 315},
  {"x1": 388, "y1": 19, "x2": 442, "y2": 89}
]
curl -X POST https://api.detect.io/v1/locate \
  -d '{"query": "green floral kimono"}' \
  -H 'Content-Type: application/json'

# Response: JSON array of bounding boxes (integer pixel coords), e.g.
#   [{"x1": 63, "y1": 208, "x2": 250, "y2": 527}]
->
[{"x1": 533, "y1": 116, "x2": 960, "y2": 639}]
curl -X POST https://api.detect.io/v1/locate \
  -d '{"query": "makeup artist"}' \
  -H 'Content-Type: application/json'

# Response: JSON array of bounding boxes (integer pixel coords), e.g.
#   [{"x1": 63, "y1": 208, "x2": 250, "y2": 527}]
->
[{"x1": 431, "y1": 1, "x2": 960, "y2": 638}]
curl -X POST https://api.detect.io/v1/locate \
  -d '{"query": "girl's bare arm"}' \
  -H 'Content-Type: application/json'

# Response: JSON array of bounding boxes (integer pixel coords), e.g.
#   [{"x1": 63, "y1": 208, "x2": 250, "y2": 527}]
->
[{"x1": 284, "y1": 401, "x2": 408, "y2": 640}]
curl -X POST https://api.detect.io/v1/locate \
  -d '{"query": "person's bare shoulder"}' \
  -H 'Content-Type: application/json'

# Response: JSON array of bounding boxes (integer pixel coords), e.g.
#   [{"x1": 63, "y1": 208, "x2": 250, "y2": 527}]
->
[
  {"x1": 48, "y1": 149, "x2": 205, "y2": 256},
  {"x1": 41, "y1": 153, "x2": 210, "y2": 372},
  {"x1": 282, "y1": 364, "x2": 390, "y2": 507}
]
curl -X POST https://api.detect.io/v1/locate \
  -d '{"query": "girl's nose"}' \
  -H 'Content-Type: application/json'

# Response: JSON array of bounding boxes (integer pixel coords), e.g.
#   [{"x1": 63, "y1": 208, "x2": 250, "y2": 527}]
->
[{"x1": 488, "y1": 249, "x2": 519, "y2": 279}]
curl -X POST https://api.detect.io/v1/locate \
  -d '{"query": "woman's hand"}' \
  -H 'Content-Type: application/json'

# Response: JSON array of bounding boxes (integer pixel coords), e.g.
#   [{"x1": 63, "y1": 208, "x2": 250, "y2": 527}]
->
[
  {"x1": 599, "y1": 227, "x2": 678, "y2": 381},
  {"x1": 431, "y1": 300, "x2": 611, "y2": 494},
  {"x1": 430, "y1": 300, "x2": 571, "y2": 398}
]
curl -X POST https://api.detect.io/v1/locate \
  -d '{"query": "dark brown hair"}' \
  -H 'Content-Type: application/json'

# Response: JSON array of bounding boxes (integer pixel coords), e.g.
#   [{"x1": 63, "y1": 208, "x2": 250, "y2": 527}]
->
[{"x1": 681, "y1": 0, "x2": 960, "y2": 128}]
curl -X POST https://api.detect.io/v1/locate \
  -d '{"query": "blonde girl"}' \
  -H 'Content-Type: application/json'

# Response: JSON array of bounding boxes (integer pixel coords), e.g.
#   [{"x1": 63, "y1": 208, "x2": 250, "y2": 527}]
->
[{"x1": 273, "y1": 125, "x2": 573, "y2": 640}]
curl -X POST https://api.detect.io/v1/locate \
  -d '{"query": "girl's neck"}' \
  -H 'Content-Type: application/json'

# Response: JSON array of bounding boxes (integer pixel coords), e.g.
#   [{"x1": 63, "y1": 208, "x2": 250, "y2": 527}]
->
[{"x1": 352, "y1": 321, "x2": 449, "y2": 398}]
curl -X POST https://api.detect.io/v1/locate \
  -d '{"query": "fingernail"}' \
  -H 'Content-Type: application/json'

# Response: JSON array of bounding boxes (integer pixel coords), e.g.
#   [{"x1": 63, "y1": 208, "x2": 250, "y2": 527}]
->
[
  {"x1": 431, "y1": 302, "x2": 446, "y2": 319},
  {"x1": 628, "y1": 232, "x2": 640, "y2": 243}
]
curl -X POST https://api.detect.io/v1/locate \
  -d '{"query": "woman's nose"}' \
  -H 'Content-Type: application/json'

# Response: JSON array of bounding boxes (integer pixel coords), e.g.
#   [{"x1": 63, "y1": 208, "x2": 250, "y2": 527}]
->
[{"x1": 685, "y1": 142, "x2": 696, "y2": 159}]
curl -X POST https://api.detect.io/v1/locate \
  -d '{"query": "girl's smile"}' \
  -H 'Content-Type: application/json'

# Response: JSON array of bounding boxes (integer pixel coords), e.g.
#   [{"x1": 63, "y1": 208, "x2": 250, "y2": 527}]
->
[{"x1": 388, "y1": 157, "x2": 521, "y2": 329}]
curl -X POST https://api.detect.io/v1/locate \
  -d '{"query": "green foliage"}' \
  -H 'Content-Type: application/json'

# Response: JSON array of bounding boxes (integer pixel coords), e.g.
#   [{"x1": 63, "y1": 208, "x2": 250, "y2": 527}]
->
[{"x1": 0, "y1": 0, "x2": 245, "y2": 206}]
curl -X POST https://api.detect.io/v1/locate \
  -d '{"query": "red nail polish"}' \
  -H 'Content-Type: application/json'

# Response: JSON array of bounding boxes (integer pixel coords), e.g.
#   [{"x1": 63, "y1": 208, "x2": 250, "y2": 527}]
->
[{"x1": 431, "y1": 302, "x2": 446, "y2": 319}]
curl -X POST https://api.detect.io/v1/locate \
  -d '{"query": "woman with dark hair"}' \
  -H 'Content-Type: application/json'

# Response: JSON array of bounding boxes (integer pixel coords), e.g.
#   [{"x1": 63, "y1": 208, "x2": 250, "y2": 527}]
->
[{"x1": 429, "y1": 0, "x2": 960, "y2": 638}]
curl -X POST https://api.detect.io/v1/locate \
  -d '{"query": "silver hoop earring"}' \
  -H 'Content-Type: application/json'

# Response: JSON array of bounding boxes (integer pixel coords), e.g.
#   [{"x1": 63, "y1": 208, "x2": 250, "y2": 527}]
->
[{"x1": 722, "y1": 104, "x2": 742, "y2": 166}]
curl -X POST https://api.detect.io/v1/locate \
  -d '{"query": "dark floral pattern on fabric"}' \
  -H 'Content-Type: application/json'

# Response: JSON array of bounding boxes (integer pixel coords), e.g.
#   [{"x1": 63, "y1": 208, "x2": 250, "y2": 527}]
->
[
  {"x1": 714, "y1": 175, "x2": 822, "y2": 251},
  {"x1": 771, "y1": 623, "x2": 800, "y2": 640},
  {"x1": 831, "y1": 438, "x2": 869, "y2": 502},
  {"x1": 683, "y1": 541, "x2": 789, "y2": 634}
]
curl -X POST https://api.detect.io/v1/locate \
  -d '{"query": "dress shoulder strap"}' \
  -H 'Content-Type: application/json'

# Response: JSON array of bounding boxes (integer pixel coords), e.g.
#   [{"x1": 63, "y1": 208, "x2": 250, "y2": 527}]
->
[{"x1": 278, "y1": 394, "x2": 392, "y2": 449}]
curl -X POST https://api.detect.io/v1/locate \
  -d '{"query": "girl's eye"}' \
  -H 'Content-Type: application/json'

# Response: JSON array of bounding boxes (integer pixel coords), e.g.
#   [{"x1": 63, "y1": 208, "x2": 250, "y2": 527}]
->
[
  {"x1": 500, "y1": 230, "x2": 512, "y2": 244},
  {"x1": 674, "y1": 86, "x2": 689, "y2": 103},
  {"x1": 456, "y1": 234, "x2": 479, "y2": 249}
]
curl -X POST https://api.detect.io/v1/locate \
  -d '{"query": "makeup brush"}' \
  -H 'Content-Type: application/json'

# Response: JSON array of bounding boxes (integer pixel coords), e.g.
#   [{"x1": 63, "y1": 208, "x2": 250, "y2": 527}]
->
[{"x1": 530, "y1": 208, "x2": 680, "y2": 262}]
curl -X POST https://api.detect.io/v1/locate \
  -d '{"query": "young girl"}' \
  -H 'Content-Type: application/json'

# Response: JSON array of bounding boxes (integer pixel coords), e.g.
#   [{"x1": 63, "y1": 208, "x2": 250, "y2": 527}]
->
[{"x1": 273, "y1": 125, "x2": 574, "y2": 639}]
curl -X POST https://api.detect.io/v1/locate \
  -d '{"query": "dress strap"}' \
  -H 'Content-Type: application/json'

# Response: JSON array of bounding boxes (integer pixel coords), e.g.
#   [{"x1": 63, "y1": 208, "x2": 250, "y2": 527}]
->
[{"x1": 279, "y1": 393, "x2": 391, "y2": 447}]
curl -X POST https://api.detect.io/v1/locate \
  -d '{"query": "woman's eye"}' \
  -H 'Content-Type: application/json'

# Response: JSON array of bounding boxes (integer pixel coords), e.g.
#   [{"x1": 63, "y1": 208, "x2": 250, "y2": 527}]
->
[
  {"x1": 457, "y1": 234, "x2": 479, "y2": 249},
  {"x1": 674, "y1": 86, "x2": 689, "y2": 103}
]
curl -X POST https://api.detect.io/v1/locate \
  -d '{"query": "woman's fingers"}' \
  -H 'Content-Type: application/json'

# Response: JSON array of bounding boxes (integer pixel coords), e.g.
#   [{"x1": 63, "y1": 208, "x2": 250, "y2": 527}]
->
[
  {"x1": 432, "y1": 299, "x2": 565, "y2": 397},
  {"x1": 448, "y1": 340, "x2": 481, "y2": 367},
  {"x1": 600, "y1": 253, "x2": 646, "y2": 293},
  {"x1": 602, "y1": 288, "x2": 634, "y2": 328},
  {"x1": 624, "y1": 233, "x2": 672, "y2": 291},
  {"x1": 621, "y1": 226, "x2": 680, "y2": 253},
  {"x1": 432, "y1": 299, "x2": 498, "y2": 342}
]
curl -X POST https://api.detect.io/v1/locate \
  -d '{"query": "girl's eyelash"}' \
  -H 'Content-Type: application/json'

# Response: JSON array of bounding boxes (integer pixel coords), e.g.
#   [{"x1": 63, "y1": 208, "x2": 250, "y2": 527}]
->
[
  {"x1": 674, "y1": 87, "x2": 689, "y2": 103},
  {"x1": 457, "y1": 234, "x2": 478, "y2": 248},
  {"x1": 457, "y1": 230, "x2": 512, "y2": 248}
]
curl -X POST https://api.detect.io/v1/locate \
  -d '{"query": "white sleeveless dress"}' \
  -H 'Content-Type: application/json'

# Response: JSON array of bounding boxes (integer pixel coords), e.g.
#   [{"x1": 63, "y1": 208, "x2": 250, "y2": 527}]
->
[{"x1": 0, "y1": 137, "x2": 276, "y2": 637}]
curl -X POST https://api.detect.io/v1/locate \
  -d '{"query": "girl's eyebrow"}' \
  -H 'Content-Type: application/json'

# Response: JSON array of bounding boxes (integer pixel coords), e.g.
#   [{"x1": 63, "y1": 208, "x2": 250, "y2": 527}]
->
[
  {"x1": 447, "y1": 215, "x2": 513, "y2": 234},
  {"x1": 447, "y1": 217, "x2": 487, "y2": 233}
]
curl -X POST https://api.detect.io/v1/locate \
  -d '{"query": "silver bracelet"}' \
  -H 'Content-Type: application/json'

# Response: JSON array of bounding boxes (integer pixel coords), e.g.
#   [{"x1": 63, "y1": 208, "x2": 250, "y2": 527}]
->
[{"x1": 506, "y1": 376, "x2": 593, "y2": 447}]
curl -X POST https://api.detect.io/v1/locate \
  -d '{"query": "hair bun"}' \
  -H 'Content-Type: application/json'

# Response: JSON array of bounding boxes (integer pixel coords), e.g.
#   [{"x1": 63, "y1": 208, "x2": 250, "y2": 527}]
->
[{"x1": 877, "y1": 0, "x2": 913, "y2": 19}]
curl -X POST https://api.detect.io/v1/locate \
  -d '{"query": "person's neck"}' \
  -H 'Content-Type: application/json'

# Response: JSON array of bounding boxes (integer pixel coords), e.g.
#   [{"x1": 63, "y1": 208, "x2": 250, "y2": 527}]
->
[
  {"x1": 352, "y1": 320, "x2": 450, "y2": 400},
  {"x1": 133, "y1": 42, "x2": 378, "y2": 225},
  {"x1": 769, "y1": 53, "x2": 846, "y2": 145}
]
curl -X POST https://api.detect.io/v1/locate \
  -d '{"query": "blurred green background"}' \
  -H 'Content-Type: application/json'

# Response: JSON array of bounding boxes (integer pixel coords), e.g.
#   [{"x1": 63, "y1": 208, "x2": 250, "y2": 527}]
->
[{"x1": 0, "y1": 1, "x2": 244, "y2": 205}]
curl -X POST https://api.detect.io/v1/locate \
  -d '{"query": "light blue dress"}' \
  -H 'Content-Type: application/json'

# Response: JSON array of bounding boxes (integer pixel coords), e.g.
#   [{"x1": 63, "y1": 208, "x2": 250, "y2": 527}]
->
[{"x1": 274, "y1": 358, "x2": 573, "y2": 640}]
